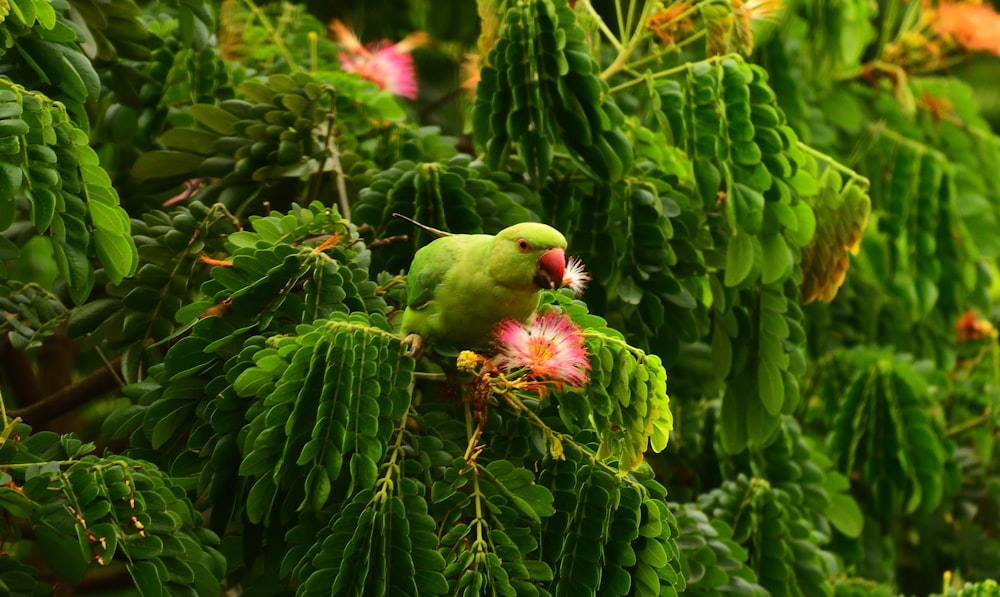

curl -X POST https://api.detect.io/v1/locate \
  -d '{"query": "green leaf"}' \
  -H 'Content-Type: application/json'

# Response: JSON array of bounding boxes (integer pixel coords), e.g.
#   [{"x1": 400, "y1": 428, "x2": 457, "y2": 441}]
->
[
  {"x1": 233, "y1": 367, "x2": 274, "y2": 397},
  {"x1": 189, "y1": 104, "x2": 240, "y2": 135},
  {"x1": 0, "y1": 161, "x2": 23, "y2": 215},
  {"x1": 694, "y1": 159, "x2": 721, "y2": 204},
  {"x1": 89, "y1": 522, "x2": 119, "y2": 566},
  {"x1": 618, "y1": 275, "x2": 643, "y2": 305},
  {"x1": 128, "y1": 561, "x2": 164, "y2": 597},
  {"x1": 131, "y1": 151, "x2": 205, "y2": 180},
  {"x1": 734, "y1": 184, "x2": 765, "y2": 233},
  {"x1": 788, "y1": 169, "x2": 818, "y2": 196},
  {"x1": 826, "y1": 492, "x2": 864, "y2": 538},
  {"x1": 786, "y1": 202, "x2": 816, "y2": 247},
  {"x1": 151, "y1": 404, "x2": 193, "y2": 449},
  {"x1": 160, "y1": 128, "x2": 221, "y2": 155},
  {"x1": 60, "y1": 46, "x2": 100, "y2": 99},
  {"x1": 94, "y1": 229, "x2": 138, "y2": 284},
  {"x1": 760, "y1": 233, "x2": 790, "y2": 285},
  {"x1": 0, "y1": 487, "x2": 32, "y2": 518},
  {"x1": 246, "y1": 476, "x2": 276, "y2": 525},
  {"x1": 757, "y1": 360, "x2": 783, "y2": 416},
  {"x1": 724, "y1": 230, "x2": 755, "y2": 287},
  {"x1": 27, "y1": 188, "x2": 56, "y2": 234},
  {"x1": 35, "y1": 0, "x2": 57, "y2": 28},
  {"x1": 36, "y1": 526, "x2": 89, "y2": 581}
]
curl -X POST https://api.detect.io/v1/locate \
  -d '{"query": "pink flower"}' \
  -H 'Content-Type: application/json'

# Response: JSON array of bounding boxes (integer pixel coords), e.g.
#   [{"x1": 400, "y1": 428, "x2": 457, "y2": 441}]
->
[
  {"x1": 493, "y1": 311, "x2": 590, "y2": 388},
  {"x1": 562, "y1": 257, "x2": 590, "y2": 297},
  {"x1": 329, "y1": 20, "x2": 426, "y2": 99}
]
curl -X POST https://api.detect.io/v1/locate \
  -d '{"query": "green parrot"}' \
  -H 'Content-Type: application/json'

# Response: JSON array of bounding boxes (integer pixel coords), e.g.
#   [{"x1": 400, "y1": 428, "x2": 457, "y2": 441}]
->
[{"x1": 399, "y1": 222, "x2": 568, "y2": 357}]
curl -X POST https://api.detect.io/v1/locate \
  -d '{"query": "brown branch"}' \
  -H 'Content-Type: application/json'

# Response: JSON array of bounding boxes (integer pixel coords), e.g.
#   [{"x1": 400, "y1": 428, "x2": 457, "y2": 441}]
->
[
  {"x1": 8, "y1": 359, "x2": 122, "y2": 426},
  {"x1": 367, "y1": 234, "x2": 410, "y2": 250},
  {"x1": 0, "y1": 339, "x2": 42, "y2": 406}
]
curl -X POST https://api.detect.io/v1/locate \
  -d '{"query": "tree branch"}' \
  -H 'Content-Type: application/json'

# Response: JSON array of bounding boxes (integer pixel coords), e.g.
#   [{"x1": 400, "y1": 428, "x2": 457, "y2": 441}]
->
[
  {"x1": 0, "y1": 339, "x2": 42, "y2": 406},
  {"x1": 8, "y1": 359, "x2": 122, "y2": 426}
]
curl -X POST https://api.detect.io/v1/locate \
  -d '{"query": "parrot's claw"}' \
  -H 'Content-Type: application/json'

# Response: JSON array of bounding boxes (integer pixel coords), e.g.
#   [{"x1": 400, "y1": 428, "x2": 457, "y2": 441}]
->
[{"x1": 402, "y1": 333, "x2": 424, "y2": 359}]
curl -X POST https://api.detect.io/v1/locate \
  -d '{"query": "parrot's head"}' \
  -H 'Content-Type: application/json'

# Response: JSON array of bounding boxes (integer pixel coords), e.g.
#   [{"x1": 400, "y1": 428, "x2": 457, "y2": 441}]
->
[{"x1": 490, "y1": 223, "x2": 568, "y2": 290}]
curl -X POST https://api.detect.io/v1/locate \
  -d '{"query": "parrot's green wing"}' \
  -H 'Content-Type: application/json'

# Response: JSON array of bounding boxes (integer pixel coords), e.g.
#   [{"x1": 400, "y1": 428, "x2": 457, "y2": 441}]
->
[
  {"x1": 405, "y1": 235, "x2": 485, "y2": 312},
  {"x1": 406, "y1": 254, "x2": 451, "y2": 312}
]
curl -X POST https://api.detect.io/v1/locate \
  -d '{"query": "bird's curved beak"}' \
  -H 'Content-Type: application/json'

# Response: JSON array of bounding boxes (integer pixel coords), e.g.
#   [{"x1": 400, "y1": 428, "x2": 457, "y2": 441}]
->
[{"x1": 534, "y1": 248, "x2": 566, "y2": 290}]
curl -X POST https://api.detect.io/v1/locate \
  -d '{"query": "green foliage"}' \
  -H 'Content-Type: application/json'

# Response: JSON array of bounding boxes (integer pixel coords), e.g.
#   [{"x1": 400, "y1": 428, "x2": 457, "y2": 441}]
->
[
  {"x1": 823, "y1": 350, "x2": 951, "y2": 518},
  {"x1": 934, "y1": 581, "x2": 1000, "y2": 597},
  {"x1": 0, "y1": 418, "x2": 224, "y2": 595},
  {"x1": 67, "y1": 200, "x2": 240, "y2": 381},
  {"x1": 0, "y1": 280, "x2": 67, "y2": 349},
  {"x1": 0, "y1": 554, "x2": 49, "y2": 596},
  {"x1": 697, "y1": 474, "x2": 835, "y2": 597},
  {"x1": 0, "y1": 84, "x2": 137, "y2": 301},
  {"x1": 132, "y1": 72, "x2": 339, "y2": 209},
  {"x1": 473, "y1": 0, "x2": 632, "y2": 182},
  {"x1": 353, "y1": 158, "x2": 487, "y2": 274},
  {"x1": 671, "y1": 502, "x2": 767, "y2": 595},
  {"x1": 238, "y1": 312, "x2": 410, "y2": 524},
  {"x1": 832, "y1": 577, "x2": 900, "y2": 597},
  {"x1": 550, "y1": 294, "x2": 674, "y2": 472}
]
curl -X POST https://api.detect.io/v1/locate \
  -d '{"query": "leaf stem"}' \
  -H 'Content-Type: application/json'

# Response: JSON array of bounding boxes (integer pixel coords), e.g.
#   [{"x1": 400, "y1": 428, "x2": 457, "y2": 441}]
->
[
  {"x1": 796, "y1": 141, "x2": 871, "y2": 189},
  {"x1": 499, "y1": 390, "x2": 645, "y2": 492},
  {"x1": 375, "y1": 409, "x2": 410, "y2": 504},
  {"x1": 462, "y1": 390, "x2": 489, "y2": 559},
  {"x1": 623, "y1": 0, "x2": 640, "y2": 42},
  {"x1": 607, "y1": 53, "x2": 733, "y2": 94},
  {"x1": 240, "y1": 0, "x2": 300, "y2": 72},
  {"x1": 323, "y1": 318, "x2": 401, "y2": 342},
  {"x1": 315, "y1": 87, "x2": 352, "y2": 221},
  {"x1": 615, "y1": 0, "x2": 626, "y2": 45},
  {"x1": 600, "y1": 1, "x2": 659, "y2": 79},
  {"x1": 609, "y1": 29, "x2": 707, "y2": 78},
  {"x1": 993, "y1": 341, "x2": 1000, "y2": 399},
  {"x1": 579, "y1": 0, "x2": 624, "y2": 51},
  {"x1": 581, "y1": 329, "x2": 650, "y2": 363},
  {"x1": 945, "y1": 410, "x2": 992, "y2": 438},
  {"x1": 0, "y1": 388, "x2": 21, "y2": 448}
]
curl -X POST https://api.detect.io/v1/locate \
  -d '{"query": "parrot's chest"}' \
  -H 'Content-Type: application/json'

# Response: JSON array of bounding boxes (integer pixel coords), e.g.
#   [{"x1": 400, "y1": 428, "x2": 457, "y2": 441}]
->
[{"x1": 437, "y1": 275, "x2": 539, "y2": 344}]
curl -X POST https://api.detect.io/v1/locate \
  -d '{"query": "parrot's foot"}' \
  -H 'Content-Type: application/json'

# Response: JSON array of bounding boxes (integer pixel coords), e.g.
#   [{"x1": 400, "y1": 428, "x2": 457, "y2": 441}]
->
[{"x1": 402, "y1": 333, "x2": 424, "y2": 359}]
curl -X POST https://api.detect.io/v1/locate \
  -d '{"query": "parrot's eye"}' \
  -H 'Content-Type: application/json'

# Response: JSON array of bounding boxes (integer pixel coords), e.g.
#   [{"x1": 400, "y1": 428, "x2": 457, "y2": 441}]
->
[{"x1": 517, "y1": 239, "x2": 529, "y2": 251}]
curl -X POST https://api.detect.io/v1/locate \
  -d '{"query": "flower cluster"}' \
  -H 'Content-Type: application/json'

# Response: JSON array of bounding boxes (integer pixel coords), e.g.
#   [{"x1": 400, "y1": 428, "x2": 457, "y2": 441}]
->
[
  {"x1": 492, "y1": 311, "x2": 591, "y2": 388},
  {"x1": 883, "y1": 1, "x2": 1000, "y2": 74},
  {"x1": 933, "y1": 1, "x2": 1000, "y2": 57},
  {"x1": 329, "y1": 20, "x2": 427, "y2": 99},
  {"x1": 956, "y1": 309, "x2": 998, "y2": 344}
]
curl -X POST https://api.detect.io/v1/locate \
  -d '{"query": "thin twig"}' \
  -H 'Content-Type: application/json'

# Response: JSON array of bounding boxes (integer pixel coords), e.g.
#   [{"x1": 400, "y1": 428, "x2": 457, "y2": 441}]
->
[
  {"x1": 580, "y1": 0, "x2": 624, "y2": 51},
  {"x1": 607, "y1": 53, "x2": 732, "y2": 94},
  {"x1": 796, "y1": 141, "x2": 872, "y2": 189},
  {"x1": 240, "y1": 0, "x2": 300, "y2": 72},
  {"x1": 367, "y1": 234, "x2": 410, "y2": 250},
  {"x1": 945, "y1": 411, "x2": 992, "y2": 438},
  {"x1": 96, "y1": 347, "x2": 125, "y2": 388},
  {"x1": 318, "y1": 87, "x2": 352, "y2": 221},
  {"x1": 328, "y1": 131, "x2": 351, "y2": 221}
]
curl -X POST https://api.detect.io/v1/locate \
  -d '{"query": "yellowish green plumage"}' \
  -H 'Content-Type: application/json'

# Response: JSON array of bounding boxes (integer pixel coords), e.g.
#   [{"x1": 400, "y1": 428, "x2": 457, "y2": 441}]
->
[{"x1": 400, "y1": 223, "x2": 567, "y2": 354}]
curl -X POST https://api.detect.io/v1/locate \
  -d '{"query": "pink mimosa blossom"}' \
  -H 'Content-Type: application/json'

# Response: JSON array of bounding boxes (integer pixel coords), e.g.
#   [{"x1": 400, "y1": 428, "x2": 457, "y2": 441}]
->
[
  {"x1": 330, "y1": 20, "x2": 427, "y2": 99},
  {"x1": 493, "y1": 311, "x2": 590, "y2": 388}
]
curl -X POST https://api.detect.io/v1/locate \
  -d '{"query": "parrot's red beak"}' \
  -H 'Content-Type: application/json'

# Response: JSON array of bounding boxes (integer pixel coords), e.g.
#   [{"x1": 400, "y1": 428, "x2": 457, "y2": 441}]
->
[{"x1": 534, "y1": 248, "x2": 566, "y2": 290}]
